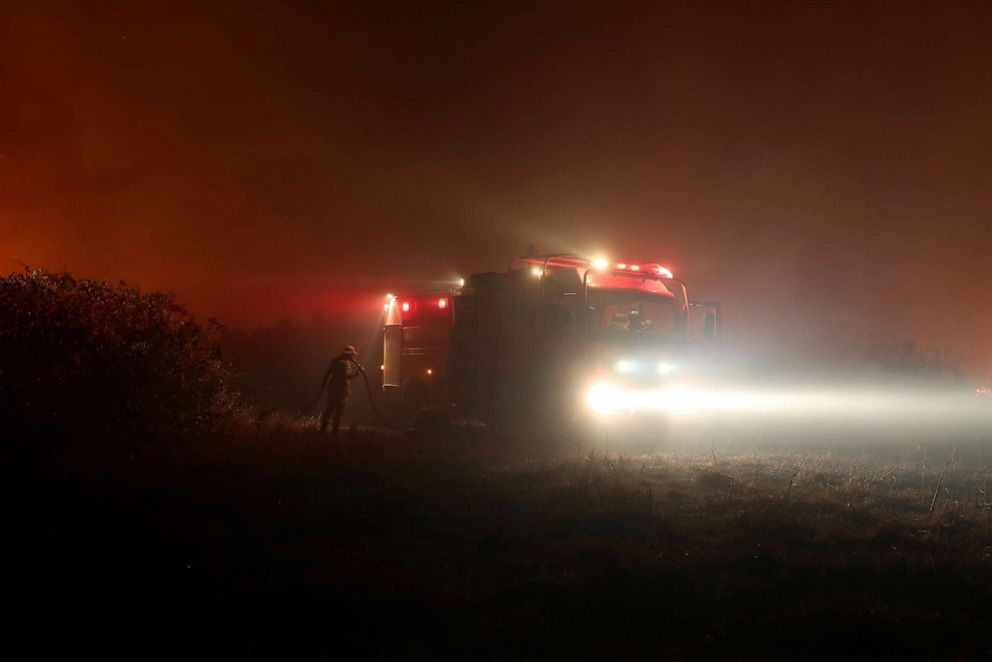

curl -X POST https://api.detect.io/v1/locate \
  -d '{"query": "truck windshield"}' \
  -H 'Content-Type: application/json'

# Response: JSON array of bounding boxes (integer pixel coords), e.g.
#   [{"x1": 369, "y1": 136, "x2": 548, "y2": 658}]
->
[{"x1": 586, "y1": 289, "x2": 683, "y2": 343}]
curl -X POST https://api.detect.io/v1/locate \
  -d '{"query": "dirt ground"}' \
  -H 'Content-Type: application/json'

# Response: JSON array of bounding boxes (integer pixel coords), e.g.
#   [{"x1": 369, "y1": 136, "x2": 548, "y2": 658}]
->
[{"x1": 8, "y1": 426, "x2": 992, "y2": 658}]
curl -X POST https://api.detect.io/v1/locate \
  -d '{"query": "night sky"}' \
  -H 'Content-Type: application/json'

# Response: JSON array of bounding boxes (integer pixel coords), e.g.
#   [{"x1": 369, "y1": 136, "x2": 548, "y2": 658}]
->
[{"x1": 3, "y1": 2, "x2": 990, "y2": 374}]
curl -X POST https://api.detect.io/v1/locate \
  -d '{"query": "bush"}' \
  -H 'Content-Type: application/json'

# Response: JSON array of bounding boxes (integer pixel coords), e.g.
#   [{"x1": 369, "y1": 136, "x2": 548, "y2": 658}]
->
[
  {"x1": 862, "y1": 339, "x2": 966, "y2": 384},
  {"x1": 0, "y1": 269, "x2": 241, "y2": 454}
]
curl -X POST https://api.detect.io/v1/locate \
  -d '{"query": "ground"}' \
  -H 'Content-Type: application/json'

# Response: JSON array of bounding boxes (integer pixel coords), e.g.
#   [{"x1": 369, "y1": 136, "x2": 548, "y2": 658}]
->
[{"x1": 8, "y1": 426, "x2": 992, "y2": 658}]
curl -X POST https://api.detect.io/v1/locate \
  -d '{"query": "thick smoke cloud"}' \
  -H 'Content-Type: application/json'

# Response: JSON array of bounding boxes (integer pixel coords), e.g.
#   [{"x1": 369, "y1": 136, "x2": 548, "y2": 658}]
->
[{"x1": 2, "y1": 1, "x2": 990, "y2": 374}]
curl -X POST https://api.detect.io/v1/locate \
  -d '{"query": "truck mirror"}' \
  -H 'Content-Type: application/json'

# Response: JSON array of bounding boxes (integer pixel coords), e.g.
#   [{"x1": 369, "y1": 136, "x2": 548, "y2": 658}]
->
[
  {"x1": 702, "y1": 310, "x2": 716, "y2": 339},
  {"x1": 690, "y1": 300, "x2": 721, "y2": 341}
]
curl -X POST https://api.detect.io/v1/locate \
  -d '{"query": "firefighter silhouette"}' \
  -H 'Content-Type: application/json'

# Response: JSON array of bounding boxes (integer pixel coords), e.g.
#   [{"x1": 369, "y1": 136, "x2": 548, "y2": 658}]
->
[{"x1": 320, "y1": 345, "x2": 364, "y2": 436}]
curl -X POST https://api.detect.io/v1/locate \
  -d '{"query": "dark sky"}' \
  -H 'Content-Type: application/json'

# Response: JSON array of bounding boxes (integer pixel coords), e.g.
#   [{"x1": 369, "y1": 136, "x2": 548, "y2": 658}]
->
[{"x1": 2, "y1": 1, "x2": 991, "y2": 373}]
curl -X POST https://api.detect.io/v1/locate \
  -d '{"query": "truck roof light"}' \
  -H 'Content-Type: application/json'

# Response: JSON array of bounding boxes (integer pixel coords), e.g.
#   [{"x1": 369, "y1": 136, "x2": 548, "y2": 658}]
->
[
  {"x1": 593, "y1": 257, "x2": 608, "y2": 270},
  {"x1": 616, "y1": 263, "x2": 627, "y2": 269},
  {"x1": 629, "y1": 264, "x2": 640, "y2": 271},
  {"x1": 657, "y1": 266, "x2": 673, "y2": 278}
]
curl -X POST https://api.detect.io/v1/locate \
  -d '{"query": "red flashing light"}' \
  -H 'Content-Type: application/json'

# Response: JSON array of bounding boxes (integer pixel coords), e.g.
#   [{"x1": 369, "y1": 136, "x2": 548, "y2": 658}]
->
[
  {"x1": 605, "y1": 260, "x2": 673, "y2": 278},
  {"x1": 438, "y1": 298, "x2": 448, "y2": 309},
  {"x1": 401, "y1": 301, "x2": 410, "y2": 313}
]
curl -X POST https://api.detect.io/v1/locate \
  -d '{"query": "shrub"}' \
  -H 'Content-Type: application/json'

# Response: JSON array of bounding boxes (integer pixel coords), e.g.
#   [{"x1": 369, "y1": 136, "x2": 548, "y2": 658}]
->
[
  {"x1": 862, "y1": 339, "x2": 966, "y2": 384},
  {"x1": 0, "y1": 269, "x2": 241, "y2": 454}
]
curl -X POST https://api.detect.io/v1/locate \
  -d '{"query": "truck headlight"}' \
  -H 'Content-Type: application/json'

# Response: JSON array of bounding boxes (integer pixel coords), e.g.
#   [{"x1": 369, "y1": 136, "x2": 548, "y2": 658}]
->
[{"x1": 586, "y1": 381, "x2": 624, "y2": 415}]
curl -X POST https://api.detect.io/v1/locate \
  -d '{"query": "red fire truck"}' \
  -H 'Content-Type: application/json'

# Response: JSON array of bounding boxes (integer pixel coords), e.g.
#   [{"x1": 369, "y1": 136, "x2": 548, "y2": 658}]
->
[{"x1": 382, "y1": 253, "x2": 720, "y2": 426}]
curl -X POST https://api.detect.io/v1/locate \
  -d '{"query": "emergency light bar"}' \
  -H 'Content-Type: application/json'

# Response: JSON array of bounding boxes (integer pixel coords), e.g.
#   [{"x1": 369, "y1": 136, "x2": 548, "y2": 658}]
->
[{"x1": 511, "y1": 254, "x2": 674, "y2": 279}]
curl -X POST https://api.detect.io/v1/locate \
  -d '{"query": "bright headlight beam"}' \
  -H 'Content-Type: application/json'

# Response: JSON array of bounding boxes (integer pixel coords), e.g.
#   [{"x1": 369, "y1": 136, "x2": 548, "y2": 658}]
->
[
  {"x1": 583, "y1": 383, "x2": 992, "y2": 422},
  {"x1": 585, "y1": 383, "x2": 804, "y2": 417},
  {"x1": 586, "y1": 381, "x2": 625, "y2": 415}
]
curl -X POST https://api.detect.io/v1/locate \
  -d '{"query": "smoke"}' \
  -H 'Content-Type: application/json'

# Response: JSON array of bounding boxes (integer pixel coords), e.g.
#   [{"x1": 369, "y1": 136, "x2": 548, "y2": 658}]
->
[{"x1": 2, "y1": 2, "x2": 990, "y2": 375}]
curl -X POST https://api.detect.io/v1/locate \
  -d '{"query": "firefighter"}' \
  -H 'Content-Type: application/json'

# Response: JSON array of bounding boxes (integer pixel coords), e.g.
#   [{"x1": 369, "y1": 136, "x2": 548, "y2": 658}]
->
[{"x1": 319, "y1": 345, "x2": 364, "y2": 436}]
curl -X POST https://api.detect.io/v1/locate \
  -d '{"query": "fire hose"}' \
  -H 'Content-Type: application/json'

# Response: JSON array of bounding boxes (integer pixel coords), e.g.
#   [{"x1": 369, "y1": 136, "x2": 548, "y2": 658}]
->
[
  {"x1": 292, "y1": 358, "x2": 404, "y2": 432},
  {"x1": 351, "y1": 359, "x2": 406, "y2": 431}
]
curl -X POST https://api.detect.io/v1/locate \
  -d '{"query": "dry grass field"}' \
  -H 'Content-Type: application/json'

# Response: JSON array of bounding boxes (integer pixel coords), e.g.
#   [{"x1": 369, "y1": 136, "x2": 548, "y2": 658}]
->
[{"x1": 9, "y1": 424, "x2": 992, "y2": 658}]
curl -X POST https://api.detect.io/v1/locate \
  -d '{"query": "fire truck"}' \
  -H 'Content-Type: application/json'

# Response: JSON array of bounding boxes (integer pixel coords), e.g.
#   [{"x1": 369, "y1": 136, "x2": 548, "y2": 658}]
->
[{"x1": 382, "y1": 253, "x2": 720, "y2": 426}]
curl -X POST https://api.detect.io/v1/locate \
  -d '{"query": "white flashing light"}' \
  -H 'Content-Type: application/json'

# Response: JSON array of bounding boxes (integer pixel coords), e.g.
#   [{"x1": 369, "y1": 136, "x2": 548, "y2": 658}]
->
[
  {"x1": 438, "y1": 297, "x2": 447, "y2": 309},
  {"x1": 457, "y1": 277, "x2": 465, "y2": 288},
  {"x1": 657, "y1": 362, "x2": 675, "y2": 375},
  {"x1": 616, "y1": 263, "x2": 627, "y2": 269},
  {"x1": 592, "y1": 257, "x2": 608, "y2": 270},
  {"x1": 657, "y1": 266, "x2": 674, "y2": 278},
  {"x1": 401, "y1": 301, "x2": 410, "y2": 312},
  {"x1": 383, "y1": 303, "x2": 389, "y2": 311},
  {"x1": 386, "y1": 293, "x2": 394, "y2": 300},
  {"x1": 531, "y1": 266, "x2": 543, "y2": 277},
  {"x1": 629, "y1": 264, "x2": 640, "y2": 271}
]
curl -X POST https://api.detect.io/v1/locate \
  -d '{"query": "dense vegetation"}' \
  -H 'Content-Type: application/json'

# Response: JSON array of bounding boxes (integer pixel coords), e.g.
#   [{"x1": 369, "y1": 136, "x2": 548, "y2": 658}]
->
[{"x1": 0, "y1": 269, "x2": 240, "y2": 457}]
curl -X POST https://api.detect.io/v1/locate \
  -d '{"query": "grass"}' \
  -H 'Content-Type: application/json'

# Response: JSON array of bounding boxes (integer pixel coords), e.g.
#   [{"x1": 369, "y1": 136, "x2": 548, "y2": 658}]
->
[{"x1": 9, "y1": 426, "x2": 992, "y2": 658}]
